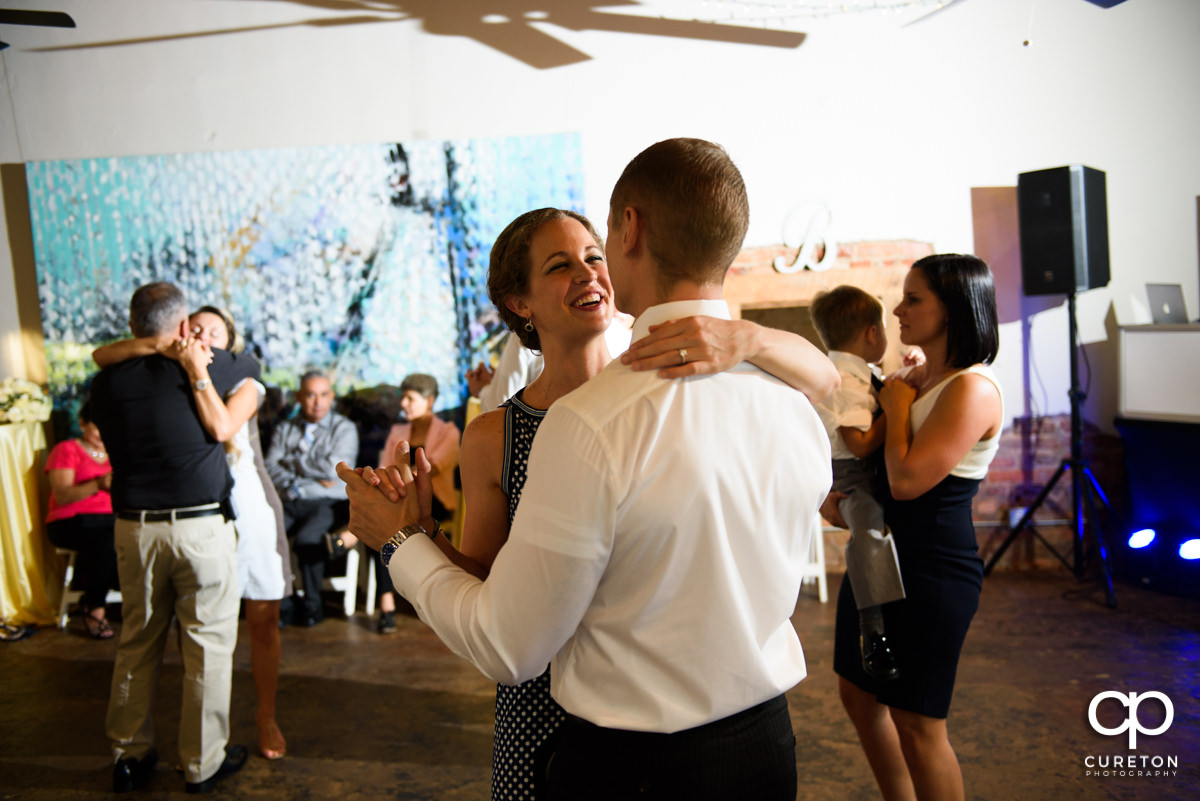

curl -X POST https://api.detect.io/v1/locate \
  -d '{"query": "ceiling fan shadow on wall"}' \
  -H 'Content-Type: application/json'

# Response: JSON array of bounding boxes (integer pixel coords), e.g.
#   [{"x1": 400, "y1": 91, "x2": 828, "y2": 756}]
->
[
  {"x1": 906, "y1": 0, "x2": 1129, "y2": 28},
  {"x1": 0, "y1": 9, "x2": 75, "y2": 51}
]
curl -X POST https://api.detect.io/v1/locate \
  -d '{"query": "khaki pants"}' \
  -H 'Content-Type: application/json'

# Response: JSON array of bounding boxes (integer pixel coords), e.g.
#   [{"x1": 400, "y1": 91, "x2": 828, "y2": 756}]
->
[{"x1": 106, "y1": 514, "x2": 239, "y2": 784}]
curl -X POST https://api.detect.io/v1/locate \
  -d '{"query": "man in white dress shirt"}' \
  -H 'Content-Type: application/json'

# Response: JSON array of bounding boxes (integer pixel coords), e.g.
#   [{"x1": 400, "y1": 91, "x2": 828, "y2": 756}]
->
[{"x1": 341, "y1": 138, "x2": 831, "y2": 799}]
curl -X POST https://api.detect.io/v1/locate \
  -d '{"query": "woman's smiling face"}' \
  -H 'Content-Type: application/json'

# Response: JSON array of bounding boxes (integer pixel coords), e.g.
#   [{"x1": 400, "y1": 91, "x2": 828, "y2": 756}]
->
[{"x1": 509, "y1": 216, "x2": 613, "y2": 346}]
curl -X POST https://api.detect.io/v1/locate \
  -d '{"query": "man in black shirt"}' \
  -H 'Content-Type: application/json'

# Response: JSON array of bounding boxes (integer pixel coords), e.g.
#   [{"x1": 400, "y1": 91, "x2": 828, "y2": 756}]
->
[{"x1": 90, "y1": 282, "x2": 258, "y2": 794}]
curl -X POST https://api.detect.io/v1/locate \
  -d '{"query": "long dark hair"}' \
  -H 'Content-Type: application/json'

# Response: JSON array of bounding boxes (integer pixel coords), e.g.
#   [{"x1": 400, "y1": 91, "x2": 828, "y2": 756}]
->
[{"x1": 911, "y1": 253, "x2": 999, "y2": 367}]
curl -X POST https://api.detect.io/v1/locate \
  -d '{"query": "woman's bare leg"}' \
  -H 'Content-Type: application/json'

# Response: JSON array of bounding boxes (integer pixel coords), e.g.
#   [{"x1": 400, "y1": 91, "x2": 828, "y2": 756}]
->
[
  {"x1": 246, "y1": 599, "x2": 286, "y2": 759},
  {"x1": 838, "y1": 676, "x2": 917, "y2": 801},
  {"x1": 889, "y1": 708, "x2": 964, "y2": 801}
]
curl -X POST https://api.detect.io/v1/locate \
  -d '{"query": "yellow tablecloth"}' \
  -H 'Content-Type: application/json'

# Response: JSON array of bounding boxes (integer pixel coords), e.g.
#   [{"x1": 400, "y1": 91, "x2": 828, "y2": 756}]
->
[{"x1": 0, "y1": 421, "x2": 58, "y2": 626}]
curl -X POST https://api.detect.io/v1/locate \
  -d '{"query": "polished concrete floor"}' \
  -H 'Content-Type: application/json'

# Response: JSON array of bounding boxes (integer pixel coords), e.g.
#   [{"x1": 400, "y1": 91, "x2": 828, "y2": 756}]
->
[{"x1": 1, "y1": 568, "x2": 1197, "y2": 800}]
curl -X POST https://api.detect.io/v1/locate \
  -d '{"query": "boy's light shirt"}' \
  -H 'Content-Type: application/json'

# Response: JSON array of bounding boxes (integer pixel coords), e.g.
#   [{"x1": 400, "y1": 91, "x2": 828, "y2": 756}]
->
[{"x1": 814, "y1": 350, "x2": 880, "y2": 461}]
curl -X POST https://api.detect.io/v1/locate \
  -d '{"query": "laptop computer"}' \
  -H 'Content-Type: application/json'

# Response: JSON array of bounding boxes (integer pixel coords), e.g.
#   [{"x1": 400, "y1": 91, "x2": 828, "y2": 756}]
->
[{"x1": 1146, "y1": 283, "x2": 1190, "y2": 324}]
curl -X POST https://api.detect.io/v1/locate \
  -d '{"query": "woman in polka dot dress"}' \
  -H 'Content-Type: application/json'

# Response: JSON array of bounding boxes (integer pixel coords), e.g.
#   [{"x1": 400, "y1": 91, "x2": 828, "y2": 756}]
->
[{"x1": 433, "y1": 208, "x2": 839, "y2": 799}]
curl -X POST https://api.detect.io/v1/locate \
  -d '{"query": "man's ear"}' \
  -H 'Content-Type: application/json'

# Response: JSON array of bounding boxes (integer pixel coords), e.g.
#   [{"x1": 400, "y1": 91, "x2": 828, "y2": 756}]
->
[{"x1": 612, "y1": 205, "x2": 641, "y2": 258}]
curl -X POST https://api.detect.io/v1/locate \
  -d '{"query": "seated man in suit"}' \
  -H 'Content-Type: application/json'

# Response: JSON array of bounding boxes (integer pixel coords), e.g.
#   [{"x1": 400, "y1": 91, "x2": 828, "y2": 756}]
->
[{"x1": 264, "y1": 369, "x2": 359, "y2": 626}]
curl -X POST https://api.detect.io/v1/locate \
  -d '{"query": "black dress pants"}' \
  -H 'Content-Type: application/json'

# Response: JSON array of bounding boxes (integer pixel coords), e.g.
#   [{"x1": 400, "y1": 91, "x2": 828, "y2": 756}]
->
[
  {"x1": 282, "y1": 498, "x2": 343, "y2": 616},
  {"x1": 47, "y1": 513, "x2": 118, "y2": 610},
  {"x1": 546, "y1": 694, "x2": 796, "y2": 801}
]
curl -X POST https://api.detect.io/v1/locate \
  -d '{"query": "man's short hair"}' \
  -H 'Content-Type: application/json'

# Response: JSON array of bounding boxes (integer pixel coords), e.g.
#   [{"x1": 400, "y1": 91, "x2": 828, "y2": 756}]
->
[
  {"x1": 299, "y1": 369, "x2": 331, "y2": 391},
  {"x1": 399, "y1": 373, "x2": 439, "y2": 400},
  {"x1": 810, "y1": 286, "x2": 885, "y2": 351},
  {"x1": 129, "y1": 282, "x2": 187, "y2": 338},
  {"x1": 609, "y1": 138, "x2": 749, "y2": 289}
]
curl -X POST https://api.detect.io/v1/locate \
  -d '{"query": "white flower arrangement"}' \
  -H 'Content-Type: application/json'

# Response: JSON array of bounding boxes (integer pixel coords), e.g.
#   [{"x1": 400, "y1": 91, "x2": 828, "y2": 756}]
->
[{"x1": 0, "y1": 377, "x2": 53, "y2": 424}]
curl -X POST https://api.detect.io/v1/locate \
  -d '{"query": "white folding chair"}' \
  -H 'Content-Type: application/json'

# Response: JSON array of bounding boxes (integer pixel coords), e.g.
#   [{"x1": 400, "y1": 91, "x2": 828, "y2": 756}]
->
[
  {"x1": 322, "y1": 535, "x2": 361, "y2": 617},
  {"x1": 798, "y1": 513, "x2": 829, "y2": 603},
  {"x1": 55, "y1": 547, "x2": 122, "y2": 629}
]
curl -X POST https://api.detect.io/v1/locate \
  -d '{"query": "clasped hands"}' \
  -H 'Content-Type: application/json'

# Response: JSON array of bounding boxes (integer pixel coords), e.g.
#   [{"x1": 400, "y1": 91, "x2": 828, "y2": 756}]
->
[
  {"x1": 160, "y1": 333, "x2": 214, "y2": 374},
  {"x1": 335, "y1": 441, "x2": 436, "y2": 551}
]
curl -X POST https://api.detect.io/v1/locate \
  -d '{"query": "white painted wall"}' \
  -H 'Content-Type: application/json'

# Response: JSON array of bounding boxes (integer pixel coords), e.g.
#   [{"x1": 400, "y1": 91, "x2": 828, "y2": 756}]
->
[{"x1": 2, "y1": 0, "x2": 1198, "y2": 433}]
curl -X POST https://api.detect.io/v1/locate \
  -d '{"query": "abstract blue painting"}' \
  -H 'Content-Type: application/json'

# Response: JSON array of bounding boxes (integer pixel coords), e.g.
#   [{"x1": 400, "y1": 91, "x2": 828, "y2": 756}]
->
[{"x1": 26, "y1": 133, "x2": 585, "y2": 411}]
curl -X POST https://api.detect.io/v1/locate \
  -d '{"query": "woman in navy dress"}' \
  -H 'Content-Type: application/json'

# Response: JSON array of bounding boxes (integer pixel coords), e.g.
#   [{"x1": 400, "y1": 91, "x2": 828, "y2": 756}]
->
[{"x1": 829, "y1": 254, "x2": 1004, "y2": 801}]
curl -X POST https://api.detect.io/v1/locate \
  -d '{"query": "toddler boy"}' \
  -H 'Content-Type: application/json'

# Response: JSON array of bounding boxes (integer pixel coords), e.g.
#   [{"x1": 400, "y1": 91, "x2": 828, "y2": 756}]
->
[{"x1": 810, "y1": 285, "x2": 904, "y2": 681}]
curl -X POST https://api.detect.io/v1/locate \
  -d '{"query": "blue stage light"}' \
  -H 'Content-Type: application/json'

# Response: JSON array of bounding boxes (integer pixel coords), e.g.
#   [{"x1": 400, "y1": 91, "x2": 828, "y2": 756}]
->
[
  {"x1": 1128, "y1": 529, "x2": 1156, "y2": 549},
  {"x1": 1180, "y1": 539, "x2": 1200, "y2": 561}
]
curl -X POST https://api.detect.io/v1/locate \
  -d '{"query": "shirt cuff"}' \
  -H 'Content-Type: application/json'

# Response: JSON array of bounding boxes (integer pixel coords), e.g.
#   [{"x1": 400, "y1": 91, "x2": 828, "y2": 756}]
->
[{"x1": 388, "y1": 532, "x2": 449, "y2": 601}]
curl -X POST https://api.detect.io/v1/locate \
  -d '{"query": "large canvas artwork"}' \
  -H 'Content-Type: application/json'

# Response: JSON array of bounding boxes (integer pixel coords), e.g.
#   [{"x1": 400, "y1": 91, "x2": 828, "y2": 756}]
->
[{"x1": 26, "y1": 133, "x2": 584, "y2": 413}]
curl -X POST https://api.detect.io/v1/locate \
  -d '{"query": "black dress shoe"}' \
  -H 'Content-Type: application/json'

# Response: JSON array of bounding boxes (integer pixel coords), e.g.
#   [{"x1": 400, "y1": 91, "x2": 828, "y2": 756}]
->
[
  {"x1": 861, "y1": 632, "x2": 900, "y2": 681},
  {"x1": 296, "y1": 603, "x2": 325, "y2": 627},
  {"x1": 185, "y1": 744, "x2": 248, "y2": 794},
  {"x1": 113, "y1": 748, "x2": 157, "y2": 793},
  {"x1": 278, "y1": 596, "x2": 296, "y2": 628}
]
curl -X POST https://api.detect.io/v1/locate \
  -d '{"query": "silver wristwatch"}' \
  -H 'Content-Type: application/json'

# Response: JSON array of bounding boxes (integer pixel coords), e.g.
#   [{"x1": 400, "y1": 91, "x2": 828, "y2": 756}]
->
[
  {"x1": 380, "y1": 524, "x2": 428, "y2": 566},
  {"x1": 192, "y1": 378, "x2": 212, "y2": 392}
]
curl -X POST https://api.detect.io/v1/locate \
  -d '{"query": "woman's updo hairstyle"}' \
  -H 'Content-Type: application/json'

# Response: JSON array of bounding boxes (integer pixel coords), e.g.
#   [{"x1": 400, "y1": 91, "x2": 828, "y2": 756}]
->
[{"x1": 486, "y1": 208, "x2": 603, "y2": 352}]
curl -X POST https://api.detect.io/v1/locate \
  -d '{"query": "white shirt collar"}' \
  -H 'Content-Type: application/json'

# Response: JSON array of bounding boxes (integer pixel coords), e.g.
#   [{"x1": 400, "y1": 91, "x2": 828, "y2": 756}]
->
[
  {"x1": 630, "y1": 299, "x2": 732, "y2": 341},
  {"x1": 827, "y1": 350, "x2": 877, "y2": 383}
]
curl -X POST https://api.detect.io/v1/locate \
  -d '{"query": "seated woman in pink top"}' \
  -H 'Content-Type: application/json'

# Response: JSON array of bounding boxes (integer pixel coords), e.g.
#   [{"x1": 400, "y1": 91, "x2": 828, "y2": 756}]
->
[
  {"x1": 45, "y1": 399, "x2": 118, "y2": 639},
  {"x1": 371, "y1": 373, "x2": 460, "y2": 634}
]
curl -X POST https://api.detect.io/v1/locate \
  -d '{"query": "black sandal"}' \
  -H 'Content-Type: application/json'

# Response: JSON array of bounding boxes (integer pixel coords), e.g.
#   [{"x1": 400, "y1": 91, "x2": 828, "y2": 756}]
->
[{"x1": 83, "y1": 609, "x2": 115, "y2": 640}]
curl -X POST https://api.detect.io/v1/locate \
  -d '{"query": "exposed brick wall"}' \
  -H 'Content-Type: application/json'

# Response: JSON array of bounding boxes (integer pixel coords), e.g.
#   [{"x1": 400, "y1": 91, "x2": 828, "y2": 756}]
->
[
  {"x1": 726, "y1": 240, "x2": 932, "y2": 376},
  {"x1": 731, "y1": 239, "x2": 936, "y2": 274},
  {"x1": 973, "y1": 414, "x2": 1126, "y2": 572}
]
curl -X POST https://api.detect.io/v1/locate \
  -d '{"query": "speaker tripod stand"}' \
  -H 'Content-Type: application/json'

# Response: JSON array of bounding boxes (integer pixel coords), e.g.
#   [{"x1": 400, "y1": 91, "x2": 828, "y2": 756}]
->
[{"x1": 983, "y1": 289, "x2": 1117, "y2": 608}]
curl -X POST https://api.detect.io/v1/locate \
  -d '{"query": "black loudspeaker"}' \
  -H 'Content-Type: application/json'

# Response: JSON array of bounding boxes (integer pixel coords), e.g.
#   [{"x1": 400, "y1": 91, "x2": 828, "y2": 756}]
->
[{"x1": 1017, "y1": 165, "x2": 1110, "y2": 296}]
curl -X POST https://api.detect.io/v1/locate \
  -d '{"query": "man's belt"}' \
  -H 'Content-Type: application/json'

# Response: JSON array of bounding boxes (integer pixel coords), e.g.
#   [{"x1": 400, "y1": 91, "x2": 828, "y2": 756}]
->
[{"x1": 117, "y1": 503, "x2": 223, "y2": 523}]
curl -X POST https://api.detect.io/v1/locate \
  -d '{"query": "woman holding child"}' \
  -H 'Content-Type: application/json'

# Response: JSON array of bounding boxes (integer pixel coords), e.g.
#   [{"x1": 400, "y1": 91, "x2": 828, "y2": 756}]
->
[{"x1": 829, "y1": 253, "x2": 1004, "y2": 801}]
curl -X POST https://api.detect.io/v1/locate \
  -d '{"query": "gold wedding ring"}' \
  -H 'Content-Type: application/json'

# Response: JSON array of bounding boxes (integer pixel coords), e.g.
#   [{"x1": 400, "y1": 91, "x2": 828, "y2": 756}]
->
[{"x1": 678, "y1": 348, "x2": 687, "y2": 365}]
